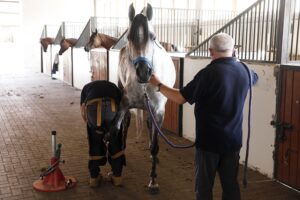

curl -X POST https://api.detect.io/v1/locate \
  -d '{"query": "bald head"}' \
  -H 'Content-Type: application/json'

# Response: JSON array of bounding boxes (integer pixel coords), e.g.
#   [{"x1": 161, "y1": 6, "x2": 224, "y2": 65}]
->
[{"x1": 209, "y1": 33, "x2": 234, "y2": 59}]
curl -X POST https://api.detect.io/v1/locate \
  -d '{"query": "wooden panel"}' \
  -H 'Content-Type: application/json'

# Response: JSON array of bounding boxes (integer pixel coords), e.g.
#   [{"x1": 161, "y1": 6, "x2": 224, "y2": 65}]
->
[
  {"x1": 278, "y1": 70, "x2": 286, "y2": 182},
  {"x1": 281, "y1": 70, "x2": 293, "y2": 183},
  {"x1": 278, "y1": 68, "x2": 300, "y2": 190},
  {"x1": 91, "y1": 50, "x2": 107, "y2": 81},
  {"x1": 291, "y1": 71, "x2": 300, "y2": 189},
  {"x1": 162, "y1": 57, "x2": 181, "y2": 135}
]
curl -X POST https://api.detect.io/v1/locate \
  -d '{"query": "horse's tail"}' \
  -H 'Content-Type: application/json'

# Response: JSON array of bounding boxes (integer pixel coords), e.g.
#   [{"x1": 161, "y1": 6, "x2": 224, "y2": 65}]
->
[{"x1": 133, "y1": 109, "x2": 143, "y2": 140}]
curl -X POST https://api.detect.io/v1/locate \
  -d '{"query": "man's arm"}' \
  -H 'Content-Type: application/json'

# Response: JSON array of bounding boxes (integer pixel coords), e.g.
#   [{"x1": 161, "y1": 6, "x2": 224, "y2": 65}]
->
[
  {"x1": 80, "y1": 104, "x2": 87, "y2": 123},
  {"x1": 150, "y1": 74, "x2": 186, "y2": 105}
]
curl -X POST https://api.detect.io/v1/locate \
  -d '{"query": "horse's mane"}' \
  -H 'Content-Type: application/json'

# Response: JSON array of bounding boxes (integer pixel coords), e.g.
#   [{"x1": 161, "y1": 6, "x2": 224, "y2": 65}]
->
[
  {"x1": 128, "y1": 14, "x2": 149, "y2": 49},
  {"x1": 60, "y1": 38, "x2": 77, "y2": 46},
  {"x1": 98, "y1": 33, "x2": 118, "y2": 42}
]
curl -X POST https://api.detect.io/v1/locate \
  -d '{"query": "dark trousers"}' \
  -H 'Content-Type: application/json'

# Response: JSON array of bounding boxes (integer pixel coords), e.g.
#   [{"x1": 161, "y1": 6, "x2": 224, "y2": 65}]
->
[
  {"x1": 87, "y1": 125, "x2": 107, "y2": 178},
  {"x1": 87, "y1": 125, "x2": 126, "y2": 178},
  {"x1": 195, "y1": 149, "x2": 241, "y2": 200}
]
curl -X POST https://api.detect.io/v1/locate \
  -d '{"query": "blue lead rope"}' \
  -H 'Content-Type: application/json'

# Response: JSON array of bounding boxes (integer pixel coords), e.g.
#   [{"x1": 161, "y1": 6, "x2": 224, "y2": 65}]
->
[
  {"x1": 144, "y1": 93, "x2": 195, "y2": 149},
  {"x1": 242, "y1": 62, "x2": 253, "y2": 188}
]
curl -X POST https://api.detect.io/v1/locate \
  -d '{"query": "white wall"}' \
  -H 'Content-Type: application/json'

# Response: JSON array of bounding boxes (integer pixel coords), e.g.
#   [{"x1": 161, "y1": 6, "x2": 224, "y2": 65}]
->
[
  {"x1": 22, "y1": 0, "x2": 94, "y2": 71},
  {"x1": 108, "y1": 49, "x2": 121, "y2": 85},
  {"x1": 73, "y1": 48, "x2": 92, "y2": 89},
  {"x1": 183, "y1": 57, "x2": 277, "y2": 178}
]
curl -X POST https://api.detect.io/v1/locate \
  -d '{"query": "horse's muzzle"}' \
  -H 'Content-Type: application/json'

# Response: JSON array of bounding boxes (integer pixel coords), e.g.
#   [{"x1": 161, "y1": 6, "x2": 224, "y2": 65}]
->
[
  {"x1": 84, "y1": 46, "x2": 90, "y2": 52},
  {"x1": 136, "y1": 62, "x2": 152, "y2": 83}
]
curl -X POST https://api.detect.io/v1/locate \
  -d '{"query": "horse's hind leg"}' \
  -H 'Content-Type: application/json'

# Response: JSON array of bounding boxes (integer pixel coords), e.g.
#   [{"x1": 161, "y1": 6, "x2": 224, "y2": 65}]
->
[{"x1": 148, "y1": 112, "x2": 164, "y2": 194}]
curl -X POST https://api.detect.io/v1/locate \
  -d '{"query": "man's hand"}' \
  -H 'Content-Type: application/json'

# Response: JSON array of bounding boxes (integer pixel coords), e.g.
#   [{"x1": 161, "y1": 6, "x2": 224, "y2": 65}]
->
[
  {"x1": 150, "y1": 74, "x2": 161, "y2": 87},
  {"x1": 80, "y1": 104, "x2": 87, "y2": 123}
]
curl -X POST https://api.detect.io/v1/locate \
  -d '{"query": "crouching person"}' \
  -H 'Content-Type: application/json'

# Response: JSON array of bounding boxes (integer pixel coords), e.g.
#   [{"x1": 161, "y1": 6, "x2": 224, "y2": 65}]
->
[{"x1": 80, "y1": 80, "x2": 130, "y2": 187}]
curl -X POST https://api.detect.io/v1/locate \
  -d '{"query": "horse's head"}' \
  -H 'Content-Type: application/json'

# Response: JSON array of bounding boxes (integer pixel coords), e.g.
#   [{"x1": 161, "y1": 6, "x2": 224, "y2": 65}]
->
[
  {"x1": 40, "y1": 37, "x2": 54, "y2": 52},
  {"x1": 127, "y1": 3, "x2": 155, "y2": 84},
  {"x1": 59, "y1": 37, "x2": 67, "y2": 55},
  {"x1": 59, "y1": 38, "x2": 77, "y2": 55},
  {"x1": 84, "y1": 29, "x2": 100, "y2": 52}
]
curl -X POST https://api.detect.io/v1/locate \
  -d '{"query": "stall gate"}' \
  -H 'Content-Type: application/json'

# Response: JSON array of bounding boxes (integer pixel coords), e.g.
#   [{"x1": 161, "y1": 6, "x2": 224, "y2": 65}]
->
[
  {"x1": 75, "y1": 17, "x2": 127, "y2": 82},
  {"x1": 40, "y1": 24, "x2": 59, "y2": 76},
  {"x1": 275, "y1": 65, "x2": 300, "y2": 190},
  {"x1": 162, "y1": 55, "x2": 184, "y2": 135},
  {"x1": 53, "y1": 22, "x2": 85, "y2": 85}
]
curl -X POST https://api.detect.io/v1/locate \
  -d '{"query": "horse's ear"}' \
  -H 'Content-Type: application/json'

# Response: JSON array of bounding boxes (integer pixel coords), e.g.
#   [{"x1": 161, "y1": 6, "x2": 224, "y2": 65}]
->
[
  {"x1": 146, "y1": 3, "x2": 153, "y2": 21},
  {"x1": 128, "y1": 3, "x2": 135, "y2": 22}
]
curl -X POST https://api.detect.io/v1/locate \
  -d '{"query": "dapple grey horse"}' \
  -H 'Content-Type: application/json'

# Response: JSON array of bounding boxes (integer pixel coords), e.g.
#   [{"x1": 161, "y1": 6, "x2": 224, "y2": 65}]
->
[{"x1": 111, "y1": 3, "x2": 176, "y2": 192}]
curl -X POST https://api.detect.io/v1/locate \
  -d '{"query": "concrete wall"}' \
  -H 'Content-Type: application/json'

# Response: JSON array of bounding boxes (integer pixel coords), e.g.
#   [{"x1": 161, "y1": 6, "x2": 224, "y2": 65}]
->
[
  {"x1": 22, "y1": 0, "x2": 94, "y2": 71},
  {"x1": 183, "y1": 57, "x2": 277, "y2": 178}
]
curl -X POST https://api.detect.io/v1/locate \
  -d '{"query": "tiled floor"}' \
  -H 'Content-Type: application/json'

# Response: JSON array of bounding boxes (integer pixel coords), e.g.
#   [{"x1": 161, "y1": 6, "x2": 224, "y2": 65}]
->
[{"x1": 0, "y1": 72, "x2": 299, "y2": 200}]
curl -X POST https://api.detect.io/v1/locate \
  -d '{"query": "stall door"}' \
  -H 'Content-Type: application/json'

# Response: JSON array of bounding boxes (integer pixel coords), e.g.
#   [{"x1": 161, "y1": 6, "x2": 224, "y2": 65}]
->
[
  {"x1": 162, "y1": 57, "x2": 182, "y2": 136},
  {"x1": 91, "y1": 50, "x2": 107, "y2": 81},
  {"x1": 63, "y1": 49, "x2": 72, "y2": 85},
  {"x1": 276, "y1": 66, "x2": 300, "y2": 190}
]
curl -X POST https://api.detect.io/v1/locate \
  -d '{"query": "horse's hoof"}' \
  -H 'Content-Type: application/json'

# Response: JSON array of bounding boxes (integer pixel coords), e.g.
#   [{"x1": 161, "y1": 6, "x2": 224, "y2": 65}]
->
[
  {"x1": 148, "y1": 183, "x2": 159, "y2": 194},
  {"x1": 111, "y1": 175, "x2": 123, "y2": 187}
]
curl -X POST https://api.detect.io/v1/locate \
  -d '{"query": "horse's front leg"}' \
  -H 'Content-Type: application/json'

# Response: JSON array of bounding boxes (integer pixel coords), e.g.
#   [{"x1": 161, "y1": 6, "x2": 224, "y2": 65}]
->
[{"x1": 148, "y1": 109, "x2": 164, "y2": 194}]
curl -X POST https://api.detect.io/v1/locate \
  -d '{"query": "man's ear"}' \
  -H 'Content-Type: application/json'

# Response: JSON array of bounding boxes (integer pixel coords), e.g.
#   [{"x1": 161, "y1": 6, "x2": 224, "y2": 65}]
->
[{"x1": 209, "y1": 48, "x2": 214, "y2": 57}]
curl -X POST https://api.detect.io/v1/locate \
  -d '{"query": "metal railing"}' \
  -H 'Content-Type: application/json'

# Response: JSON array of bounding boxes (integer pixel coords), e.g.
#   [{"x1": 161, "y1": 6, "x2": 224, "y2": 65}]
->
[
  {"x1": 75, "y1": 17, "x2": 128, "y2": 48},
  {"x1": 289, "y1": 0, "x2": 300, "y2": 61},
  {"x1": 187, "y1": 0, "x2": 281, "y2": 63},
  {"x1": 40, "y1": 24, "x2": 59, "y2": 39},
  {"x1": 53, "y1": 22, "x2": 85, "y2": 45},
  {"x1": 152, "y1": 7, "x2": 236, "y2": 52}
]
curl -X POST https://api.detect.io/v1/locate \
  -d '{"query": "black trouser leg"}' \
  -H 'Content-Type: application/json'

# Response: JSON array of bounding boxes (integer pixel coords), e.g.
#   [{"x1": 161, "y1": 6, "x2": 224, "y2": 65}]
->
[
  {"x1": 195, "y1": 149, "x2": 219, "y2": 200},
  {"x1": 108, "y1": 127, "x2": 125, "y2": 177},
  {"x1": 218, "y1": 152, "x2": 241, "y2": 200},
  {"x1": 87, "y1": 125, "x2": 107, "y2": 178},
  {"x1": 195, "y1": 149, "x2": 241, "y2": 200}
]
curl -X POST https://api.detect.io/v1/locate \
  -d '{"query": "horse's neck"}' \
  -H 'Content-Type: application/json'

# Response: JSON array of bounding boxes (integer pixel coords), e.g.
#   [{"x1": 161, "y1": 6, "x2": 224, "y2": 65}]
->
[
  {"x1": 45, "y1": 38, "x2": 54, "y2": 44},
  {"x1": 99, "y1": 34, "x2": 117, "y2": 50},
  {"x1": 67, "y1": 38, "x2": 77, "y2": 46}
]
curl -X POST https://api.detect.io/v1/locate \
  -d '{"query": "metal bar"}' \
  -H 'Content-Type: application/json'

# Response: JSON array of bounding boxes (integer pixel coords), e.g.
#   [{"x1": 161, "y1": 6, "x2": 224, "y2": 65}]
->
[
  {"x1": 249, "y1": 9, "x2": 253, "y2": 60},
  {"x1": 264, "y1": 0, "x2": 270, "y2": 61},
  {"x1": 269, "y1": 0, "x2": 275, "y2": 61},
  {"x1": 289, "y1": 0, "x2": 296, "y2": 60},
  {"x1": 235, "y1": 19, "x2": 238, "y2": 47},
  {"x1": 252, "y1": 5, "x2": 257, "y2": 60},
  {"x1": 231, "y1": 15, "x2": 234, "y2": 37},
  {"x1": 273, "y1": 0, "x2": 280, "y2": 61},
  {"x1": 52, "y1": 131, "x2": 57, "y2": 157},
  {"x1": 257, "y1": 1, "x2": 262, "y2": 60},
  {"x1": 238, "y1": 17, "x2": 241, "y2": 54},
  {"x1": 160, "y1": 8, "x2": 163, "y2": 43},
  {"x1": 241, "y1": 14, "x2": 245, "y2": 60},
  {"x1": 260, "y1": 0, "x2": 266, "y2": 60},
  {"x1": 245, "y1": 12, "x2": 249, "y2": 60},
  {"x1": 276, "y1": 0, "x2": 292, "y2": 64},
  {"x1": 294, "y1": 1, "x2": 300, "y2": 61}
]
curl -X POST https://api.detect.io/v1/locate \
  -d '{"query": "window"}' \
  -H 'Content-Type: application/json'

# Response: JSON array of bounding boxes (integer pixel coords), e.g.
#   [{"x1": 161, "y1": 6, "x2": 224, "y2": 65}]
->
[{"x1": 0, "y1": 0, "x2": 20, "y2": 43}]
